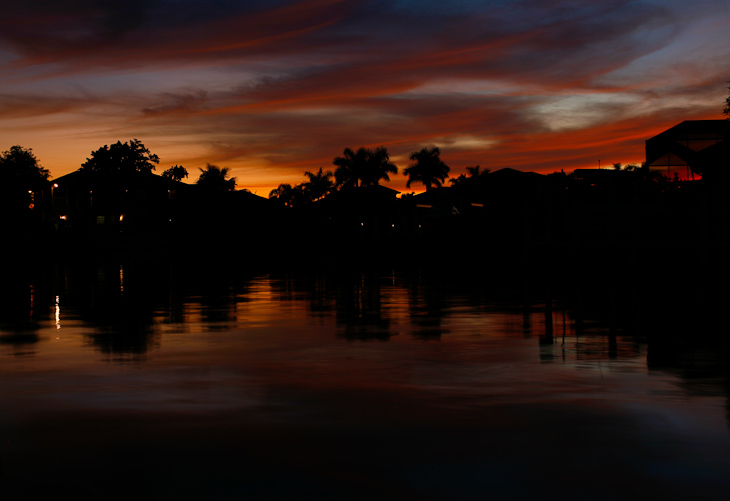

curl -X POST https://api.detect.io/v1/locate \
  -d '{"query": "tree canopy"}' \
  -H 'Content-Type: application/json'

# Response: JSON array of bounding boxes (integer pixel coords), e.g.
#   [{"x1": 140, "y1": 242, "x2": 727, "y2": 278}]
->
[
  {"x1": 333, "y1": 146, "x2": 397, "y2": 188},
  {"x1": 162, "y1": 165, "x2": 188, "y2": 182},
  {"x1": 269, "y1": 183, "x2": 306, "y2": 207},
  {"x1": 80, "y1": 139, "x2": 159, "y2": 176},
  {"x1": 403, "y1": 146, "x2": 450, "y2": 191},
  {"x1": 450, "y1": 165, "x2": 489, "y2": 189},
  {"x1": 724, "y1": 83, "x2": 730, "y2": 119},
  {"x1": 0, "y1": 145, "x2": 50, "y2": 190},
  {"x1": 303, "y1": 168, "x2": 334, "y2": 201},
  {"x1": 196, "y1": 164, "x2": 236, "y2": 191}
]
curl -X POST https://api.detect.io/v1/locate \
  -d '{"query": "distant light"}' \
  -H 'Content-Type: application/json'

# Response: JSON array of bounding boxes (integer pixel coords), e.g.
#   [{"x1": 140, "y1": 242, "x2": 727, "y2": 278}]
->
[
  {"x1": 55, "y1": 295, "x2": 61, "y2": 330},
  {"x1": 59, "y1": 215, "x2": 67, "y2": 220},
  {"x1": 53, "y1": 183, "x2": 58, "y2": 188}
]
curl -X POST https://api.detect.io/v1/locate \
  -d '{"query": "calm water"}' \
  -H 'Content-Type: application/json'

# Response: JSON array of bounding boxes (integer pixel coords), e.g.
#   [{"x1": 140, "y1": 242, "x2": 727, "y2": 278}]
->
[{"x1": 1, "y1": 261, "x2": 729, "y2": 499}]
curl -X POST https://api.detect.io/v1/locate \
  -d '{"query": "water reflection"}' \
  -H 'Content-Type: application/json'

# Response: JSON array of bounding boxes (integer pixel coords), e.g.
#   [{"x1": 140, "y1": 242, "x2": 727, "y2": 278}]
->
[{"x1": 1, "y1": 258, "x2": 730, "y2": 498}]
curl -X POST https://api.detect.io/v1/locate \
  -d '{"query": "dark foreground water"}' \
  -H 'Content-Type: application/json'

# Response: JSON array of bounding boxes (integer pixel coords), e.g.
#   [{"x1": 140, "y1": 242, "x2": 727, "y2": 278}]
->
[{"x1": 1, "y1": 259, "x2": 729, "y2": 499}]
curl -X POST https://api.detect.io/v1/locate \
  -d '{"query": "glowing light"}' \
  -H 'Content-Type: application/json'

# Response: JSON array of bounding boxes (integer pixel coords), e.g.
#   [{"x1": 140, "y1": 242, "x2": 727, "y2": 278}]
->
[{"x1": 55, "y1": 295, "x2": 61, "y2": 330}]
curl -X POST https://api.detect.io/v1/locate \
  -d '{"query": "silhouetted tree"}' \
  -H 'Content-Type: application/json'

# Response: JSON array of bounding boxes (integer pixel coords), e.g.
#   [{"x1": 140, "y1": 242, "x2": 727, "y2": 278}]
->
[
  {"x1": 80, "y1": 139, "x2": 159, "y2": 175},
  {"x1": 333, "y1": 146, "x2": 397, "y2": 188},
  {"x1": 404, "y1": 146, "x2": 450, "y2": 191},
  {"x1": 196, "y1": 164, "x2": 236, "y2": 191},
  {"x1": 724, "y1": 82, "x2": 730, "y2": 119},
  {"x1": 0, "y1": 145, "x2": 51, "y2": 231},
  {"x1": 303, "y1": 168, "x2": 334, "y2": 201},
  {"x1": 467, "y1": 165, "x2": 488, "y2": 177},
  {"x1": 334, "y1": 147, "x2": 369, "y2": 188},
  {"x1": 450, "y1": 165, "x2": 489, "y2": 188},
  {"x1": 162, "y1": 165, "x2": 188, "y2": 182},
  {"x1": 362, "y1": 146, "x2": 398, "y2": 186},
  {"x1": 269, "y1": 183, "x2": 306, "y2": 207},
  {"x1": 0, "y1": 145, "x2": 50, "y2": 189}
]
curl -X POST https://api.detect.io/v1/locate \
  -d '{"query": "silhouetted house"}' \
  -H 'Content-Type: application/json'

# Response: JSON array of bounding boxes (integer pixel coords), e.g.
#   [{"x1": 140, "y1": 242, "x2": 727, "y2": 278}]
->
[
  {"x1": 572, "y1": 168, "x2": 634, "y2": 184},
  {"x1": 411, "y1": 187, "x2": 466, "y2": 216},
  {"x1": 1, "y1": 177, "x2": 51, "y2": 238},
  {"x1": 309, "y1": 184, "x2": 401, "y2": 240},
  {"x1": 645, "y1": 120, "x2": 730, "y2": 180},
  {"x1": 187, "y1": 187, "x2": 278, "y2": 240},
  {"x1": 479, "y1": 168, "x2": 547, "y2": 245},
  {"x1": 50, "y1": 170, "x2": 195, "y2": 235},
  {"x1": 404, "y1": 187, "x2": 471, "y2": 237},
  {"x1": 50, "y1": 170, "x2": 281, "y2": 244}
]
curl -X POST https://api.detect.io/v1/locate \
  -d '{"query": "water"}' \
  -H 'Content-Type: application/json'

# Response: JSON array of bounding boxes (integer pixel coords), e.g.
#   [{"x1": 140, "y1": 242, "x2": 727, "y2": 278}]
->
[{"x1": 1, "y1": 262, "x2": 729, "y2": 499}]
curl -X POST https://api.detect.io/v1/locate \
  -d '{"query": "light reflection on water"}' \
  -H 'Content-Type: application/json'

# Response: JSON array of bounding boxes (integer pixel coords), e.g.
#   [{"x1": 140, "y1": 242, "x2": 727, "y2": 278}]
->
[{"x1": 1, "y1": 266, "x2": 729, "y2": 499}]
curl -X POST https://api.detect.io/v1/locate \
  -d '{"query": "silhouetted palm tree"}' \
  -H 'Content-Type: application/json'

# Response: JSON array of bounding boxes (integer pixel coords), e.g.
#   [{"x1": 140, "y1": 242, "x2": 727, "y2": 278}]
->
[
  {"x1": 334, "y1": 147, "x2": 369, "y2": 188},
  {"x1": 333, "y1": 146, "x2": 397, "y2": 188},
  {"x1": 362, "y1": 146, "x2": 397, "y2": 186},
  {"x1": 404, "y1": 146, "x2": 450, "y2": 191},
  {"x1": 269, "y1": 183, "x2": 305, "y2": 207},
  {"x1": 196, "y1": 164, "x2": 236, "y2": 191},
  {"x1": 303, "y1": 168, "x2": 334, "y2": 201},
  {"x1": 466, "y1": 165, "x2": 488, "y2": 177}
]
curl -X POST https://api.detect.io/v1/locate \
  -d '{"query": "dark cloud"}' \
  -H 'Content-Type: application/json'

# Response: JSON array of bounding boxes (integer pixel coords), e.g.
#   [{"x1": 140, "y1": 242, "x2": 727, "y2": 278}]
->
[
  {"x1": 1, "y1": 0, "x2": 155, "y2": 56},
  {"x1": 141, "y1": 90, "x2": 208, "y2": 117},
  {"x1": 0, "y1": 0, "x2": 678, "y2": 85}
]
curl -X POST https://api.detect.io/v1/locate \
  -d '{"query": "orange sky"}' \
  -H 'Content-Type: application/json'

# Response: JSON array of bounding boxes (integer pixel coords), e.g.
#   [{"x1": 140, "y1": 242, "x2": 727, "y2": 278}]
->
[{"x1": 1, "y1": 0, "x2": 728, "y2": 195}]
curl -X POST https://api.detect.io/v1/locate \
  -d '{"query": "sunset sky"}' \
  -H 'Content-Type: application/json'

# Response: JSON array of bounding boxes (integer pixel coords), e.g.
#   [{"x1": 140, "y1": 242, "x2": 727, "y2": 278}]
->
[{"x1": 1, "y1": 0, "x2": 728, "y2": 194}]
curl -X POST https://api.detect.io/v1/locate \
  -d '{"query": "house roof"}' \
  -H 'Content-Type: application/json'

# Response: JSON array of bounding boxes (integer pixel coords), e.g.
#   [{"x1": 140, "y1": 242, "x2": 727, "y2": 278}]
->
[
  {"x1": 646, "y1": 120, "x2": 730, "y2": 173},
  {"x1": 489, "y1": 168, "x2": 544, "y2": 182}
]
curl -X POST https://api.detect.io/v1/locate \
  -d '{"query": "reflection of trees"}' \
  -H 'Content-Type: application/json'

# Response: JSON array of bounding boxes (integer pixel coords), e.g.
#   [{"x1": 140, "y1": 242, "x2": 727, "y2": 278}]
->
[
  {"x1": 403, "y1": 271, "x2": 450, "y2": 339},
  {"x1": 197, "y1": 279, "x2": 240, "y2": 329},
  {"x1": 0, "y1": 266, "x2": 50, "y2": 356},
  {"x1": 334, "y1": 272, "x2": 393, "y2": 341},
  {"x1": 58, "y1": 258, "x2": 258, "y2": 356},
  {"x1": 268, "y1": 270, "x2": 393, "y2": 340},
  {"x1": 60, "y1": 259, "x2": 160, "y2": 360}
]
